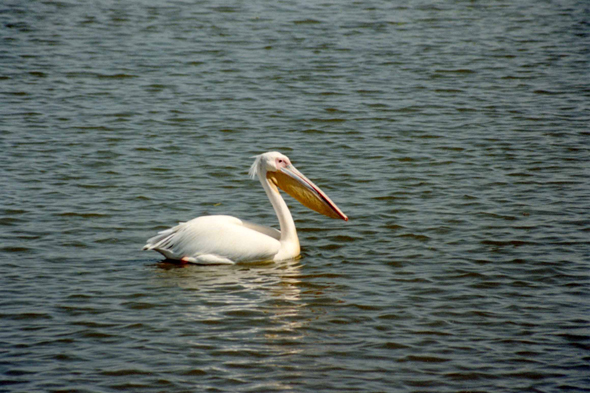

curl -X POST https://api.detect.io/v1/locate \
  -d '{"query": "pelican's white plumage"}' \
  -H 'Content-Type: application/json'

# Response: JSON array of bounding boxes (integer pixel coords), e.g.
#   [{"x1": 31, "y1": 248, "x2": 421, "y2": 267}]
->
[{"x1": 143, "y1": 151, "x2": 347, "y2": 264}]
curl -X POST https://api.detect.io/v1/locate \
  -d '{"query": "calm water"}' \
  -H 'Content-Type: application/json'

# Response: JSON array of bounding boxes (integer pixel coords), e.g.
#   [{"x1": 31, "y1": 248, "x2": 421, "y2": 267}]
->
[{"x1": 1, "y1": 0, "x2": 589, "y2": 392}]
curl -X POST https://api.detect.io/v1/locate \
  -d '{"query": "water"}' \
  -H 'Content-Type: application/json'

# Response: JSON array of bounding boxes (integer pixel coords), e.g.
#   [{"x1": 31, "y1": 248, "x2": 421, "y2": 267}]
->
[{"x1": 1, "y1": 0, "x2": 589, "y2": 391}]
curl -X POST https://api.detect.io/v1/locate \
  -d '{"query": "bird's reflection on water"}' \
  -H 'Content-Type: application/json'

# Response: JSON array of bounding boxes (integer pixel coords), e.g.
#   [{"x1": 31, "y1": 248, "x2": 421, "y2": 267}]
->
[
  {"x1": 153, "y1": 258, "x2": 302, "y2": 295},
  {"x1": 151, "y1": 258, "x2": 316, "y2": 358}
]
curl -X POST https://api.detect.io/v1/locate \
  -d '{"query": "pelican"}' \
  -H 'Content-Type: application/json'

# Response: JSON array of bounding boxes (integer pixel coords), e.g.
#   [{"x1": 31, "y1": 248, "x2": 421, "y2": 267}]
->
[{"x1": 143, "y1": 151, "x2": 348, "y2": 264}]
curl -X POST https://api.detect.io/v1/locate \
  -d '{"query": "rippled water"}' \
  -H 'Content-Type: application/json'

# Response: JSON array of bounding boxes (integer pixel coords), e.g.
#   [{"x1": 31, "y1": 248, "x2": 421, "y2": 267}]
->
[{"x1": 1, "y1": 0, "x2": 589, "y2": 391}]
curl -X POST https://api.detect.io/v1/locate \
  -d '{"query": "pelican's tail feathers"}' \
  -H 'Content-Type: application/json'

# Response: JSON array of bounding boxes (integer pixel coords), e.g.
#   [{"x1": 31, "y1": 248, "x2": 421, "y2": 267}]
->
[{"x1": 142, "y1": 225, "x2": 180, "y2": 251}]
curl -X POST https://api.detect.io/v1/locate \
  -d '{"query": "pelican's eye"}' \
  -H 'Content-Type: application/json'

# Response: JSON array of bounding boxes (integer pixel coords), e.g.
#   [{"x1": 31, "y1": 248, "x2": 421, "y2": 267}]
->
[{"x1": 276, "y1": 157, "x2": 288, "y2": 168}]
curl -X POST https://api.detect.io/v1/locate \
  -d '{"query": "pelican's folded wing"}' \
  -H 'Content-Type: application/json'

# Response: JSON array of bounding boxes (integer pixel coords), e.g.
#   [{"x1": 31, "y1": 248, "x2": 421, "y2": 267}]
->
[{"x1": 143, "y1": 215, "x2": 281, "y2": 263}]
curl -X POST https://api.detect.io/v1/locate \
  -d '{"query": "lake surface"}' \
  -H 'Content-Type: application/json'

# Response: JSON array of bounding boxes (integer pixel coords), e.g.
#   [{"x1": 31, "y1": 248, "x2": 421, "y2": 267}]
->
[{"x1": 1, "y1": 0, "x2": 589, "y2": 391}]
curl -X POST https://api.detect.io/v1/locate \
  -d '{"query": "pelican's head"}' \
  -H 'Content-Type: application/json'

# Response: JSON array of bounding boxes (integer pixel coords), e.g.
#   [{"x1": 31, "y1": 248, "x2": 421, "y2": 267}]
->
[
  {"x1": 249, "y1": 151, "x2": 348, "y2": 221},
  {"x1": 249, "y1": 151, "x2": 292, "y2": 175}
]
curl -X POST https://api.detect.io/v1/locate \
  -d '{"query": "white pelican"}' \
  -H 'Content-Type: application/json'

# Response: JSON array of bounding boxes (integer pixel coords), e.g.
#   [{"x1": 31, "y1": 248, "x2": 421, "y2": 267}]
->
[{"x1": 143, "y1": 151, "x2": 348, "y2": 264}]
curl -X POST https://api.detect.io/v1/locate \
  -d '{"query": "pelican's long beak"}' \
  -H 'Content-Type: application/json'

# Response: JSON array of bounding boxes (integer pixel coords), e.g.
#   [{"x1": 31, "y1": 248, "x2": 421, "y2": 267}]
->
[{"x1": 267, "y1": 165, "x2": 348, "y2": 221}]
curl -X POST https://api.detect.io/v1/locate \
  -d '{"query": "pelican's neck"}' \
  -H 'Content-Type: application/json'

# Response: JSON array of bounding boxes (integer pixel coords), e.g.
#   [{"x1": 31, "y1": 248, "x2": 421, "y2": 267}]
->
[{"x1": 258, "y1": 169, "x2": 299, "y2": 252}]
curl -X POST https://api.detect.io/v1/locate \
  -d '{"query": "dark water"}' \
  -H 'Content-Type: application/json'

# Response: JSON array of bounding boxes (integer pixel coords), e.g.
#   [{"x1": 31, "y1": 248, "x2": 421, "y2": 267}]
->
[{"x1": 1, "y1": 0, "x2": 589, "y2": 391}]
